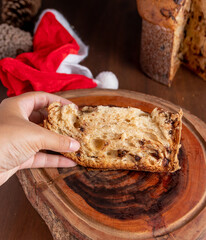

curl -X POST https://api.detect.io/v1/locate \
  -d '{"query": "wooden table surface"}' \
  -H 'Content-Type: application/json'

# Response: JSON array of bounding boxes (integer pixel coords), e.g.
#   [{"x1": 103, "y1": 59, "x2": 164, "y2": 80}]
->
[{"x1": 0, "y1": 0, "x2": 205, "y2": 239}]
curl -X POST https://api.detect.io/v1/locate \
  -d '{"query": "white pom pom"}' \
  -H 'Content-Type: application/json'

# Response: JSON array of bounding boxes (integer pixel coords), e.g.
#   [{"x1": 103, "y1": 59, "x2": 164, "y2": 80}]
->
[{"x1": 93, "y1": 71, "x2": 119, "y2": 89}]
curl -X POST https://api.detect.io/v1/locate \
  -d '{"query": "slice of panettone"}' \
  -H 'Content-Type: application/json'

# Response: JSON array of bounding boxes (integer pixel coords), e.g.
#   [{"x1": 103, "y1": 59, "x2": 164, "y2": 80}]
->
[{"x1": 44, "y1": 102, "x2": 183, "y2": 173}]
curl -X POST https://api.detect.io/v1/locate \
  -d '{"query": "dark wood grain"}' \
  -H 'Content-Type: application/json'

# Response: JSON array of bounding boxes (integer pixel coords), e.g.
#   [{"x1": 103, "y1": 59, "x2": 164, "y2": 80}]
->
[{"x1": 0, "y1": 0, "x2": 206, "y2": 239}]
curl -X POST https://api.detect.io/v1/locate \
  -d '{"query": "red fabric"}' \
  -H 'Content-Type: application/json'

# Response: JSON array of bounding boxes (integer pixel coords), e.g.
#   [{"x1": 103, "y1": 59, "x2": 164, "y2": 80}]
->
[{"x1": 0, "y1": 12, "x2": 96, "y2": 97}]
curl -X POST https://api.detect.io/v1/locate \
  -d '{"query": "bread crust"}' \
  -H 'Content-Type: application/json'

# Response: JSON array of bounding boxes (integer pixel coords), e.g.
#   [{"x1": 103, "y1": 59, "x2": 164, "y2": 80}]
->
[
  {"x1": 140, "y1": 20, "x2": 176, "y2": 86},
  {"x1": 44, "y1": 103, "x2": 182, "y2": 173},
  {"x1": 137, "y1": 0, "x2": 188, "y2": 29}
]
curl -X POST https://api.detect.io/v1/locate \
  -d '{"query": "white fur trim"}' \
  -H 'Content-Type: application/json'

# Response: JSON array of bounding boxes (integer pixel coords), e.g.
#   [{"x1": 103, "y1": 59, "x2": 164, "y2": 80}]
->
[
  {"x1": 57, "y1": 63, "x2": 93, "y2": 78},
  {"x1": 34, "y1": 9, "x2": 90, "y2": 75},
  {"x1": 94, "y1": 71, "x2": 119, "y2": 89}
]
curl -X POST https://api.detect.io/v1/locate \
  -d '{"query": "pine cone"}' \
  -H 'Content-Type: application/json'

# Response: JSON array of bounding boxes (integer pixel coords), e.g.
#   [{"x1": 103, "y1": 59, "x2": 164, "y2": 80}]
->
[
  {"x1": 1, "y1": 0, "x2": 41, "y2": 28},
  {"x1": 0, "y1": 23, "x2": 32, "y2": 59}
]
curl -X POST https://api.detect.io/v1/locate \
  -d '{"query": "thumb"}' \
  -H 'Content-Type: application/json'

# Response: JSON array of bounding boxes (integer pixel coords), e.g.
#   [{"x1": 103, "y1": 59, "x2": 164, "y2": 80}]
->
[
  {"x1": 20, "y1": 152, "x2": 77, "y2": 169},
  {"x1": 39, "y1": 128, "x2": 80, "y2": 153},
  {"x1": 0, "y1": 152, "x2": 77, "y2": 186}
]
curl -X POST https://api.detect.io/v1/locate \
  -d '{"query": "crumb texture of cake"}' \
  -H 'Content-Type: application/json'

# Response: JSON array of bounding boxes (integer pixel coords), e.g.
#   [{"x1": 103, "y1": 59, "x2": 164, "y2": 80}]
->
[
  {"x1": 44, "y1": 103, "x2": 183, "y2": 172},
  {"x1": 180, "y1": 0, "x2": 206, "y2": 80},
  {"x1": 138, "y1": 0, "x2": 191, "y2": 86}
]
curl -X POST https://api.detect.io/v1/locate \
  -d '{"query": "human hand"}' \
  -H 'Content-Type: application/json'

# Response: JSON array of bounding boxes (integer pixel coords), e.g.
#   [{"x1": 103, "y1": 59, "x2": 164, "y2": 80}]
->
[{"x1": 0, "y1": 91, "x2": 80, "y2": 186}]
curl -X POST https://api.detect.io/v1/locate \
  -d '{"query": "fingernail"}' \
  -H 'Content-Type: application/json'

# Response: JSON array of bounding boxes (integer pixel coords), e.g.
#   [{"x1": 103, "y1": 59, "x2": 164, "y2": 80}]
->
[
  {"x1": 69, "y1": 161, "x2": 77, "y2": 167},
  {"x1": 69, "y1": 139, "x2": 80, "y2": 152}
]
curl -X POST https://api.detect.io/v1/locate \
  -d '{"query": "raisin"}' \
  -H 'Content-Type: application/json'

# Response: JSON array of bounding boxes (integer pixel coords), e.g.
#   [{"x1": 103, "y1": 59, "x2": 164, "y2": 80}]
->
[
  {"x1": 198, "y1": 15, "x2": 203, "y2": 22},
  {"x1": 151, "y1": 150, "x2": 160, "y2": 160},
  {"x1": 169, "y1": 130, "x2": 173, "y2": 135},
  {"x1": 80, "y1": 127, "x2": 84, "y2": 132},
  {"x1": 160, "y1": 8, "x2": 176, "y2": 22},
  {"x1": 163, "y1": 158, "x2": 170, "y2": 167},
  {"x1": 76, "y1": 152, "x2": 81, "y2": 157},
  {"x1": 171, "y1": 119, "x2": 176, "y2": 126},
  {"x1": 166, "y1": 147, "x2": 172, "y2": 154},
  {"x1": 139, "y1": 140, "x2": 145, "y2": 146},
  {"x1": 165, "y1": 118, "x2": 172, "y2": 124},
  {"x1": 118, "y1": 150, "x2": 128, "y2": 157},
  {"x1": 134, "y1": 155, "x2": 141, "y2": 161}
]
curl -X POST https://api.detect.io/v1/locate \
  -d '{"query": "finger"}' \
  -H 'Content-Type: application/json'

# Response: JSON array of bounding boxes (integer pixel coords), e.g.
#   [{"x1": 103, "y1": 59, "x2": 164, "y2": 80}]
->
[
  {"x1": 39, "y1": 128, "x2": 80, "y2": 152},
  {"x1": 29, "y1": 108, "x2": 48, "y2": 123},
  {"x1": 17, "y1": 91, "x2": 77, "y2": 117},
  {"x1": 19, "y1": 152, "x2": 77, "y2": 169}
]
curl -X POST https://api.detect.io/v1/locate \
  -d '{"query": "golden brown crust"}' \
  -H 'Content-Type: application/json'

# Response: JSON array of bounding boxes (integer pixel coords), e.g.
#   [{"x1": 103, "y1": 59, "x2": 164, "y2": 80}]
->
[
  {"x1": 137, "y1": 0, "x2": 189, "y2": 29},
  {"x1": 44, "y1": 103, "x2": 183, "y2": 173}
]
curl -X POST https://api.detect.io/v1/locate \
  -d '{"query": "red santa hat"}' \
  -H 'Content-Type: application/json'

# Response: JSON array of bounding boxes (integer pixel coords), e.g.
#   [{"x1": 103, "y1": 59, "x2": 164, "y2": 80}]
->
[{"x1": 0, "y1": 9, "x2": 118, "y2": 97}]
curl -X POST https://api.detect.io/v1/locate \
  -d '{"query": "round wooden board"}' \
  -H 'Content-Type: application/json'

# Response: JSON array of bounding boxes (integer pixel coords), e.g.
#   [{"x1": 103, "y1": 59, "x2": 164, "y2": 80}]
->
[{"x1": 17, "y1": 89, "x2": 206, "y2": 240}]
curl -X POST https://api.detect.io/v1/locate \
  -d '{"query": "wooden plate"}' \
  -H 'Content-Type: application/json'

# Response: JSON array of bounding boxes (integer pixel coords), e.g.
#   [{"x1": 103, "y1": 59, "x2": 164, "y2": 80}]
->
[{"x1": 17, "y1": 89, "x2": 206, "y2": 240}]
